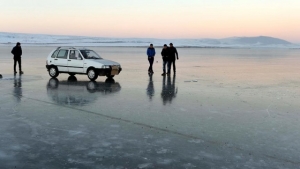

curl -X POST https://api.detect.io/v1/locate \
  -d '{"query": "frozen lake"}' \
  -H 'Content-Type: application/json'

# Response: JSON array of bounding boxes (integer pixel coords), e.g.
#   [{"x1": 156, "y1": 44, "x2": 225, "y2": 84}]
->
[{"x1": 0, "y1": 46, "x2": 300, "y2": 168}]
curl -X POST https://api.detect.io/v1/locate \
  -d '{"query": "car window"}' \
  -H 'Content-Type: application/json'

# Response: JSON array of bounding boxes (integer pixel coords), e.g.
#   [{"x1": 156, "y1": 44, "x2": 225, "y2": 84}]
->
[
  {"x1": 57, "y1": 50, "x2": 68, "y2": 59},
  {"x1": 69, "y1": 50, "x2": 75, "y2": 59},
  {"x1": 51, "y1": 50, "x2": 59, "y2": 58},
  {"x1": 69, "y1": 50, "x2": 83, "y2": 60},
  {"x1": 80, "y1": 50, "x2": 102, "y2": 59}
]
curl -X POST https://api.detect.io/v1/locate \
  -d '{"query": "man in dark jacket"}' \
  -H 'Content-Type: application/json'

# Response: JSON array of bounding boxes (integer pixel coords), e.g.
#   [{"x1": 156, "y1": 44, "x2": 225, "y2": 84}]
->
[
  {"x1": 161, "y1": 44, "x2": 169, "y2": 76},
  {"x1": 167, "y1": 43, "x2": 178, "y2": 75},
  {"x1": 146, "y1": 44, "x2": 156, "y2": 74},
  {"x1": 11, "y1": 42, "x2": 23, "y2": 74}
]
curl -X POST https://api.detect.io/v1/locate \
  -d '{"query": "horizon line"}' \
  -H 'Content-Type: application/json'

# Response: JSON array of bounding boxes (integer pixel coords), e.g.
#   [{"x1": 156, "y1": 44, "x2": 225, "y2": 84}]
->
[{"x1": 0, "y1": 31, "x2": 297, "y2": 44}]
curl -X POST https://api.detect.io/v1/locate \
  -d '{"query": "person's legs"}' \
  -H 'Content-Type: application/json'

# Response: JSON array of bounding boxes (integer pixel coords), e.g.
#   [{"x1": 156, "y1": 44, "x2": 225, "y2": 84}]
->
[
  {"x1": 162, "y1": 60, "x2": 167, "y2": 74},
  {"x1": 14, "y1": 59, "x2": 17, "y2": 73},
  {"x1": 148, "y1": 58, "x2": 154, "y2": 73},
  {"x1": 173, "y1": 60, "x2": 176, "y2": 73},
  {"x1": 18, "y1": 58, "x2": 22, "y2": 71},
  {"x1": 150, "y1": 58, "x2": 154, "y2": 73},
  {"x1": 148, "y1": 58, "x2": 151, "y2": 72},
  {"x1": 167, "y1": 60, "x2": 172, "y2": 74}
]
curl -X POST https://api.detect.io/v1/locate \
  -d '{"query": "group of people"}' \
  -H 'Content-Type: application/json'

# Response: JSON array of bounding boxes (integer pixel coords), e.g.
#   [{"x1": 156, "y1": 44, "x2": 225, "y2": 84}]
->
[{"x1": 147, "y1": 43, "x2": 179, "y2": 76}]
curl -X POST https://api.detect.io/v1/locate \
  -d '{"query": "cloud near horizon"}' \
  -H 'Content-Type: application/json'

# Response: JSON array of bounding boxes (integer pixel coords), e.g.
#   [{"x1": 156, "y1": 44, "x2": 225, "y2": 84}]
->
[{"x1": 0, "y1": 0, "x2": 300, "y2": 43}]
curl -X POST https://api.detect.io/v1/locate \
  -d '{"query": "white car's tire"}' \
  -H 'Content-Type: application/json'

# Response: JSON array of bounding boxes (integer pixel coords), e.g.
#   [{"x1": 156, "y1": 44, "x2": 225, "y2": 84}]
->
[
  {"x1": 49, "y1": 66, "x2": 59, "y2": 78},
  {"x1": 87, "y1": 68, "x2": 98, "y2": 81}
]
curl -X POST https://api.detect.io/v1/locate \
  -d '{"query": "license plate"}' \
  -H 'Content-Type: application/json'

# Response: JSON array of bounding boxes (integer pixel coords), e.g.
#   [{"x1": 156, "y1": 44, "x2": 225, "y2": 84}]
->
[{"x1": 111, "y1": 66, "x2": 119, "y2": 75}]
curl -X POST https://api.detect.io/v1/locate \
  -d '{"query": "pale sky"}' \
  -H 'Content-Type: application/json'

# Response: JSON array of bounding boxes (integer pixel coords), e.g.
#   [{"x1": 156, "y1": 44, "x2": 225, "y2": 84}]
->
[{"x1": 0, "y1": 0, "x2": 300, "y2": 42}]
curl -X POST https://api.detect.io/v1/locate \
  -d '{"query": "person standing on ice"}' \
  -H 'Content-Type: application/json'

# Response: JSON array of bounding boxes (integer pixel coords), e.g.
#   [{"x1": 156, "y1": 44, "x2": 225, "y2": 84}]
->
[
  {"x1": 147, "y1": 44, "x2": 156, "y2": 74},
  {"x1": 167, "y1": 43, "x2": 178, "y2": 75},
  {"x1": 11, "y1": 42, "x2": 23, "y2": 75},
  {"x1": 161, "y1": 44, "x2": 169, "y2": 76}
]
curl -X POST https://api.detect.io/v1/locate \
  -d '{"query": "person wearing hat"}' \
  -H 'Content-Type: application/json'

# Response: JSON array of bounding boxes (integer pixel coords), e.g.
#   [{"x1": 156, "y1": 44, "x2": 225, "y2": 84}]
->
[
  {"x1": 161, "y1": 44, "x2": 169, "y2": 76},
  {"x1": 11, "y1": 42, "x2": 23, "y2": 74},
  {"x1": 167, "y1": 43, "x2": 178, "y2": 75},
  {"x1": 146, "y1": 44, "x2": 156, "y2": 74}
]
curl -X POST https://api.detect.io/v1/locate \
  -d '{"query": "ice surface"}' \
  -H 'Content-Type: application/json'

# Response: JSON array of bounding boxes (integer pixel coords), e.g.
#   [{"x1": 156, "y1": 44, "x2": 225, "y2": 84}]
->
[{"x1": 0, "y1": 46, "x2": 300, "y2": 168}]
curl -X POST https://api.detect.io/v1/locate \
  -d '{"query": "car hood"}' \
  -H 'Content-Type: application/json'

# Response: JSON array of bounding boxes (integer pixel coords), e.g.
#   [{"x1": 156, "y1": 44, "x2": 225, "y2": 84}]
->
[{"x1": 91, "y1": 59, "x2": 120, "y2": 66}]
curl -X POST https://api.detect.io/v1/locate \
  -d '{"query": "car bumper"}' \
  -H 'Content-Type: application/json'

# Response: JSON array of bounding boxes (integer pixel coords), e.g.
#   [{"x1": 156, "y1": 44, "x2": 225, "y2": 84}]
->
[
  {"x1": 96, "y1": 67, "x2": 122, "y2": 76},
  {"x1": 46, "y1": 65, "x2": 50, "y2": 70}
]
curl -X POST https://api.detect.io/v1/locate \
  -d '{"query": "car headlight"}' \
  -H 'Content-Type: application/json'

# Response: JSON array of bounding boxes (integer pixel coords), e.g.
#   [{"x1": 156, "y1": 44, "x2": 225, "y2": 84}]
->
[{"x1": 102, "y1": 65, "x2": 110, "y2": 69}]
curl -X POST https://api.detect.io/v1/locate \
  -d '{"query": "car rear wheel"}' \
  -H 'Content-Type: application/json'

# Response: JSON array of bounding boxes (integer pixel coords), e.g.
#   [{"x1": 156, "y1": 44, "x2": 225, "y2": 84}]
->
[
  {"x1": 49, "y1": 66, "x2": 59, "y2": 78},
  {"x1": 87, "y1": 68, "x2": 98, "y2": 81}
]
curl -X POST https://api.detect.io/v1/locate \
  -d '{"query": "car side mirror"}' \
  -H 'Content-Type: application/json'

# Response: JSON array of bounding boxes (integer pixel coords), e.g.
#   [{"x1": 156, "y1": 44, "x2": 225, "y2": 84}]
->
[{"x1": 77, "y1": 57, "x2": 82, "y2": 60}]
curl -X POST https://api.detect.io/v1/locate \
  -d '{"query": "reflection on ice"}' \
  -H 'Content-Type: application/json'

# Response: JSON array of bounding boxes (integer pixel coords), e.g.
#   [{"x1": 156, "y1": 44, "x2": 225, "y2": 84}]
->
[
  {"x1": 13, "y1": 75, "x2": 22, "y2": 103},
  {"x1": 146, "y1": 74, "x2": 178, "y2": 104},
  {"x1": 47, "y1": 76, "x2": 121, "y2": 106},
  {"x1": 146, "y1": 74, "x2": 154, "y2": 101},
  {"x1": 161, "y1": 75, "x2": 178, "y2": 105}
]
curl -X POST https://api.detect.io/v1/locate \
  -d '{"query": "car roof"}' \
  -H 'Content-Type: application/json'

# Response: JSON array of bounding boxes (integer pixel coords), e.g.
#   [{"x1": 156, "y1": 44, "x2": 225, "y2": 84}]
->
[{"x1": 56, "y1": 47, "x2": 91, "y2": 50}]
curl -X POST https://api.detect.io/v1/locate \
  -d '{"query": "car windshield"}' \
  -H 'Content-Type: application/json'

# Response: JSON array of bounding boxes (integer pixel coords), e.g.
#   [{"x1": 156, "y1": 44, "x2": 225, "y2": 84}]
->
[{"x1": 80, "y1": 50, "x2": 102, "y2": 59}]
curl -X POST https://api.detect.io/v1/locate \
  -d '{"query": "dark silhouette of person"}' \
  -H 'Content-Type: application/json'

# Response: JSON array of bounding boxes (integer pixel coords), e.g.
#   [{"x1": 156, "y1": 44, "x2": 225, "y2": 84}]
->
[
  {"x1": 167, "y1": 43, "x2": 179, "y2": 75},
  {"x1": 11, "y1": 42, "x2": 23, "y2": 75},
  {"x1": 161, "y1": 44, "x2": 169, "y2": 76},
  {"x1": 13, "y1": 75, "x2": 22, "y2": 103},
  {"x1": 146, "y1": 44, "x2": 156, "y2": 74},
  {"x1": 146, "y1": 74, "x2": 155, "y2": 101},
  {"x1": 161, "y1": 74, "x2": 178, "y2": 105}
]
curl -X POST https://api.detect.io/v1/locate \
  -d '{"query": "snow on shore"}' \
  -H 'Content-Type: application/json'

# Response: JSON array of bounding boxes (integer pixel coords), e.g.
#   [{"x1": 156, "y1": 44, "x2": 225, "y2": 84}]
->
[{"x1": 0, "y1": 32, "x2": 298, "y2": 48}]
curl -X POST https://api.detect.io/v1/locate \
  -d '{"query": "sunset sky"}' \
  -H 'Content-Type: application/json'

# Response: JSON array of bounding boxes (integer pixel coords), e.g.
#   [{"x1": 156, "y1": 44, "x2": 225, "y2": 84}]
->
[{"x1": 1, "y1": 0, "x2": 300, "y2": 42}]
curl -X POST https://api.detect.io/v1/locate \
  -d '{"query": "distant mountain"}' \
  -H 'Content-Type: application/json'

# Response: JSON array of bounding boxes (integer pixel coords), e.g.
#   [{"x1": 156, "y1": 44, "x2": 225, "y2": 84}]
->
[
  {"x1": 221, "y1": 36, "x2": 292, "y2": 45},
  {"x1": 0, "y1": 32, "x2": 297, "y2": 48}
]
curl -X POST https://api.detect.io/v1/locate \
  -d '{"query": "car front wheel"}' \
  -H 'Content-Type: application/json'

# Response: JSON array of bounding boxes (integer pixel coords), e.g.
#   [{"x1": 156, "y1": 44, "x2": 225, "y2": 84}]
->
[
  {"x1": 87, "y1": 68, "x2": 98, "y2": 81},
  {"x1": 49, "y1": 66, "x2": 59, "y2": 78}
]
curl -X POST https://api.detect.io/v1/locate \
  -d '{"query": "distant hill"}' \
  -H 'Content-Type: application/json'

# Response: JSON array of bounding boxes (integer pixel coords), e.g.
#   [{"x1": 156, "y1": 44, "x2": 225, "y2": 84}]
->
[
  {"x1": 221, "y1": 36, "x2": 292, "y2": 45},
  {"x1": 0, "y1": 32, "x2": 297, "y2": 48}
]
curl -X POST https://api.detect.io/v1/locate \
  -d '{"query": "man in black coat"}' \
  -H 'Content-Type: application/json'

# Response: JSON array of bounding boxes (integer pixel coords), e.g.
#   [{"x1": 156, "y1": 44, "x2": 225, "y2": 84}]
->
[
  {"x1": 11, "y1": 42, "x2": 23, "y2": 74},
  {"x1": 167, "y1": 43, "x2": 178, "y2": 75},
  {"x1": 161, "y1": 44, "x2": 169, "y2": 76}
]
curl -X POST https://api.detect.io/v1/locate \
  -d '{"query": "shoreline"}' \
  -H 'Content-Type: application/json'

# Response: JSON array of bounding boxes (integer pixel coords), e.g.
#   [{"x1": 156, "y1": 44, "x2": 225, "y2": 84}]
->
[{"x1": 0, "y1": 43, "x2": 298, "y2": 49}]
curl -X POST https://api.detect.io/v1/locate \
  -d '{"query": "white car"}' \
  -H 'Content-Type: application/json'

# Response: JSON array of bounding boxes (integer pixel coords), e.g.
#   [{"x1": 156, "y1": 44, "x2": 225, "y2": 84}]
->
[{"x1": 46, "y1": 47, "x2": 122, "y2": 81}]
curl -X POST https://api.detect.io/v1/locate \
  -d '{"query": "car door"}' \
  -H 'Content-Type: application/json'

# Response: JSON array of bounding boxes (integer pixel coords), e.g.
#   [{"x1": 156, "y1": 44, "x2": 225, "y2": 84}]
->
[
  {"x1": 54, "y1": 49, "x2": 69, "y2": 72},
  {"x1": 67, "y1": 50, "x2": 84, "y2": 73}
]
